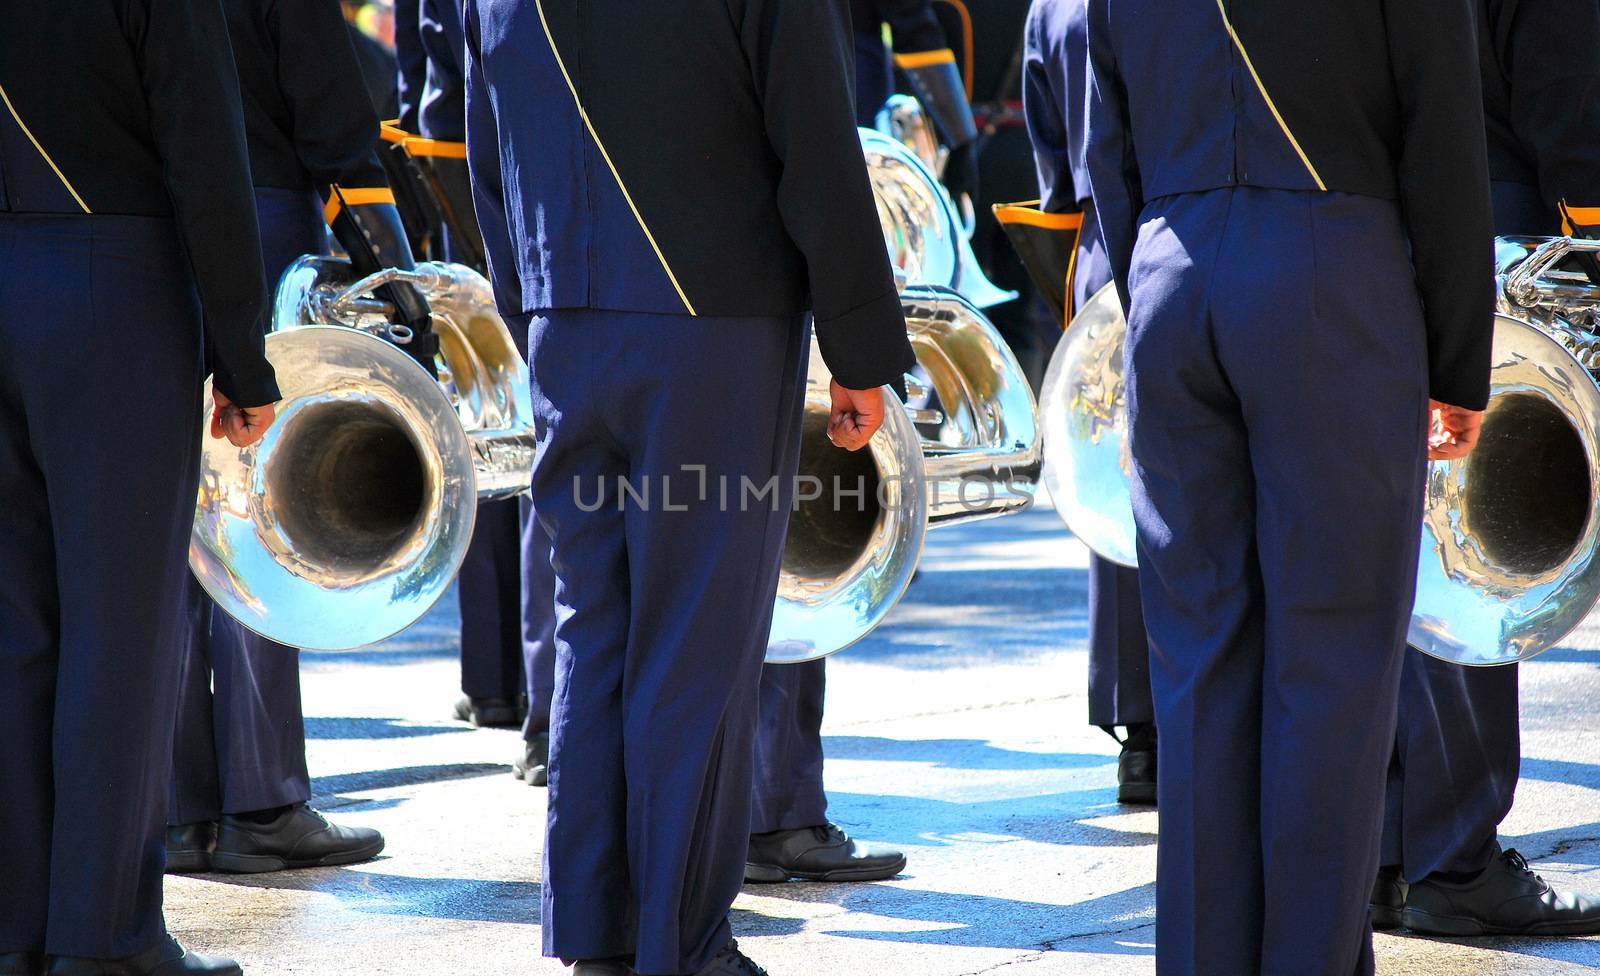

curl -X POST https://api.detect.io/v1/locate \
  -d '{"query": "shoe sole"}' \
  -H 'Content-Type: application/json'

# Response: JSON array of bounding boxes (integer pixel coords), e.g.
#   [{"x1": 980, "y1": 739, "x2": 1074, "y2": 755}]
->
[
  {"x1": 1117, "y1": 783, "x2": 1157, "y2": 805},
  {"x1": 210, "y1": 839, "x2": 386, "y2": 874},
  {"x1": 1403, "y1": 906, "x2": 1600, "y2": 937},
  {"x1": 1371, "y1": 905, "x2": 1403, "y2": 930},
  {"x1": 165, "y1": 851, "x2": 213, "y2": 874},
  {"x1": 744, "y1": 855, "x2": 907, "y2": 884}
]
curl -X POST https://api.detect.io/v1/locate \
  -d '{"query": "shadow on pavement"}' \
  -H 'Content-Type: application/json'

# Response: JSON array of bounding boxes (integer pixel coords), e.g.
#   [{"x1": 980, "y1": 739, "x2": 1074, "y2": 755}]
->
[
  {"x1": 311, "y1": 762, "x2": 508, "y2": 800},
  {"x1": 744, "y1": 880, "x2": 1156, "y2": 953},
  {"x1": 821, "y1": 736, "x2": 1112, "y2": 771},
  {"x1": 207, "y1": 868, "x2": 541, "y2": 924},
  {"x1": 304, "y1": 717, "x2": 473, "y2": 740},
  {"x1": 826, "y1": 789, "x2": 1157, "y2": 850}
]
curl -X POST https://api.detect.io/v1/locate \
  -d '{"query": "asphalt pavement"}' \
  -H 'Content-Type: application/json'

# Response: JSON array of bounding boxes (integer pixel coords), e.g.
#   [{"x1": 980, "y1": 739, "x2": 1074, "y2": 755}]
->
[{"x1": 163, "y1": 500, "x2": 1600, "y2": 975}]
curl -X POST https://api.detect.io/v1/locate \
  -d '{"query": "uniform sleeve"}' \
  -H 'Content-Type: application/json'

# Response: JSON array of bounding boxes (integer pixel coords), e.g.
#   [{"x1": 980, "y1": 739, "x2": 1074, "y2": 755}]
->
[
  {"x1": 742, "y1": 0, "x2": 916, "y2": 390},
  {"x1": 462, "y1": 0, "x2": 524, "y2": 318},
  {"x1": 1082, "y1": 0, "x2": 1142, "y2": 316},
  {"x1": 133, "y1": 0, "x2": 278, "y2": 406},
  {"x1": 268, "y1": 0, "x2": 389, "y2": 195},
  {"x1": 394, "y1": 0, "x2": 426, "y2": 132},
  {"x1": 1022, "y1": 4, "x2": 1073, "y2": 212},
  {"x1": 1384, "y1": 0, "x2": 1495, "y2": 409},
  {"x1": 1495, "y1": 0, "x2": 1600, "y2": 237}
]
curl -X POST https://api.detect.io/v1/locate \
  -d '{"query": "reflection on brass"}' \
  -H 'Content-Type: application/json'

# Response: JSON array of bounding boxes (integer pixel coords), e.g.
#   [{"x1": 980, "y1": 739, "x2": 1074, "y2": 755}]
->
[
  {"x1": 1039, "y1": 284, "x2": 1137, "y2": 568},
  {"x1": 862, "y1": 124, "x2": 1014, "y2": 310}
]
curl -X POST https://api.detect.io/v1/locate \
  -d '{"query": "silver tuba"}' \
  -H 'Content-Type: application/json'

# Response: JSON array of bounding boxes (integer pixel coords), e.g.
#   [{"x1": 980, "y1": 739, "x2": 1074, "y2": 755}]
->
[
  {"x1": 862, "y1": 125, "x2": 1015, "y2": 310},
  {"x1": 189, "y1": 258, "x2": 535, "y2": 650},
  {"x1": 1411, "y1": 236, "x2": 1600, "y2": 665},
  {"x1": 765, "y1": 132, "x2": 1041, "y2": 663},
  {"x1": 1039, "y1": 236, "x2": 1600, "y2": 666}
]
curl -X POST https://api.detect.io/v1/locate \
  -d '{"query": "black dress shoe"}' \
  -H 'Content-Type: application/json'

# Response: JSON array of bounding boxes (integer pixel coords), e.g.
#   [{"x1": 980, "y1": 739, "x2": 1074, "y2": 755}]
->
[
  {"x1": 571, "y1": 959, "x2": 634, "y2": 975},
  {"x1": 513, "y1": 733, "x2": 549, "y2": 787},
  {"x1": 45, "y1": 937, "x2": 240, "y2": 975},
  {"x1": 1404, "y1": 848, "x2": 1600, "y2": 935},
  {"x1": 164, "y1": 822, "x2": 216, "y2": 874},
  {"x1": 1116, "y1": 724, "x2": 1157, "y2": 806},
  {"x1": 0, "y1": 952, "x2": 43, "y2": 976},
  {"x1": 1371, "y1": 865, "x2": 1406, "y2": 930},
  {"x1": 745, "y1": 822, "x2": 906, "y2": 883},
  {"x1": 692, "y1": 941, "x2": 767, "y2": 976},
  {"x1": 453, "y1": 695, "x2": 521, "y2": 729},
  {"x1": 211, "y1": 804, "x2": 384, "y2": 873}
]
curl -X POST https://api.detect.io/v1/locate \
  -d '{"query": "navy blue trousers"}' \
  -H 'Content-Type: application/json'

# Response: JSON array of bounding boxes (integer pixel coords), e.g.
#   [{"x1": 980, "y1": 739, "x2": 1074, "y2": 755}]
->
[
  {"x1": 1381, "y1": 652, "x2": 1519, "y2": 879},
  {"x1": 1127, "y1": 187, "x2": 1429, "y2": 976},
  {"x1": 533, "y1": 308, "x2": 808, "y2": 975},
  {"x1": 458, "y1": 497, "x2": 527, "y2": 701},
  {"x1": 1379, "y1": 180, "x2": 1550, "y2": 881},
  {"x1": 1087, "y1": 555, "x2": 1154, "y2": 727},
  {"x1": 170, "y1": 187, "x2": 323, "y2": 824},
  {"x1": 522, "y1": 493, "x2": 558, "y2": 741},
  {"x1": 518, "y1": 519, "x2": 821, "y2": 825},
  {"x1": 0, "y1": 214, "x2": 204, "y2": 957},
  {"x1": 751, "y1": 661, "x2": 830, "y2": 833}
]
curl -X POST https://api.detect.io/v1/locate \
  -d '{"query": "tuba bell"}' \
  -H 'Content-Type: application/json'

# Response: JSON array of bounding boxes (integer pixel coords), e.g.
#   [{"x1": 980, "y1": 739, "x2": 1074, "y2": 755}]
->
[
  {"x1": 765, "y1": 131, "x2": 1042, "y2": 663},
  {"x1": 189, "y1": 257, "x2": 535, "y2": 650},
  {"x1": 862, "y1": 124, "x2": 1015, "y2": 310},
  {"x1": 1039, "y1": 235, "x2": 1600, "y2": 666}
]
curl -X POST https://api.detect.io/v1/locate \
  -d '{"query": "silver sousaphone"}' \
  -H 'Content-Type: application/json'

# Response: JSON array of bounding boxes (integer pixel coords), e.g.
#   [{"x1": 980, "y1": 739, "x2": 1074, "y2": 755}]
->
[
  {"x1": 191, "y1": 259, "x2": 536, "y2": 650},
  {"x1": 766, "y1": 130, "x2": 1040, "y2": 663},
  {"x1": 1040, "y1": 236, "x2": 1600, "y2": 666}
]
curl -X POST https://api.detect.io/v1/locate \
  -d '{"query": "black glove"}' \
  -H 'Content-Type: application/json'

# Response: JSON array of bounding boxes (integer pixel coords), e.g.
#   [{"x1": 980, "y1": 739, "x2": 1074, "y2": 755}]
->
[{"x1": 941, "y1": 139, "x2": 980, "y2": 209}]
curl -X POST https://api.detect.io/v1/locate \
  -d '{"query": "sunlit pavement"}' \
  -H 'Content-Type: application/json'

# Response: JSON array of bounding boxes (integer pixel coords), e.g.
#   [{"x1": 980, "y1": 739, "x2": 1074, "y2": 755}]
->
[{"x1": 163, "y1": 499, "x2": 1600, "y2": 975}]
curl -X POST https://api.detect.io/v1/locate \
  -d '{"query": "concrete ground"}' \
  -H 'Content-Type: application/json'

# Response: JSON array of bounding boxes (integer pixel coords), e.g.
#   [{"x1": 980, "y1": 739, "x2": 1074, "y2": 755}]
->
[{"x1": 164, "y1": 500, "x2": 1600, "y2": 975}]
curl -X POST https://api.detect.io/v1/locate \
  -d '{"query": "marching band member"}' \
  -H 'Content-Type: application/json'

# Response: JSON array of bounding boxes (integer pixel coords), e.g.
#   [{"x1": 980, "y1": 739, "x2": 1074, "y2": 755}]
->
[
  {"x1": 1018, "y1": 0, "x2": 1156, "y2": 807},
  {"x1": 407, "y1": 0, "x2": 529, "y2": 733},
  {"x1": 0, "y1": 2, "x2": 277, "y2": 972},
  {"x1": 742, "y1": 0, "x2": 983, "y2": 888},
  {"x1": 1084, "y1": 0, "x2": 1493, "y2": 971},
  {"x1": 395, "y1": 0, "x2": 558, "y2": 774},
  {"x1": 464, "y1": 0, "x2": 915, "y2": 972},
  {"x1": 1374, "y1": 0, "x2": 1600, "y2": 937},
  {"x1": 165, "y1": 0, "x2": 432, "y2": 878}
]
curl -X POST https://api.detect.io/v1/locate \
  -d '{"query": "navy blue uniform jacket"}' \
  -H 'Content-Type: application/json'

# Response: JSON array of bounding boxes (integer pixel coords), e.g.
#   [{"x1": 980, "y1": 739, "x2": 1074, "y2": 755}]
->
[
  {"x1": 0, "y1": 0, "x2": 279, "y2": 406},
  {"x1": 464, "y1": 0, "x2": 915, "y2": 391},
  {"x1": 1085, "y1": 0, "x2": 1495, "y2": 410}
]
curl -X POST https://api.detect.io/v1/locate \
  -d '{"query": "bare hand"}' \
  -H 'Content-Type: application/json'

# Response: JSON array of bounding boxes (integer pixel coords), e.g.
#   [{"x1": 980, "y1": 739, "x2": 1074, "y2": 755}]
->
[
  {"x1": 211, "y1": 389, "x2": 278, "y2": 448},
  {"x1": 827, "y1": 380, "x2": 885, "y2": 452},
  {"x1": 1428, "y1": 399, "x2": 1484, "y2": 460}
]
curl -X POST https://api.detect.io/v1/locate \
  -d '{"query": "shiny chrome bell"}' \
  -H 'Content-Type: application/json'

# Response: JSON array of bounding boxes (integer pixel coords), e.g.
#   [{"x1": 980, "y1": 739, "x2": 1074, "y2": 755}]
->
[
  {"x1": 191, "y1": 258, "x2": 535, "y2": 650},
  {"x1": 1410, "y1": 237, "x2": 1600, "y2": 665},
  {"x1": 767, "y1": 285, "x2": 1040, "y2": 663}
]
